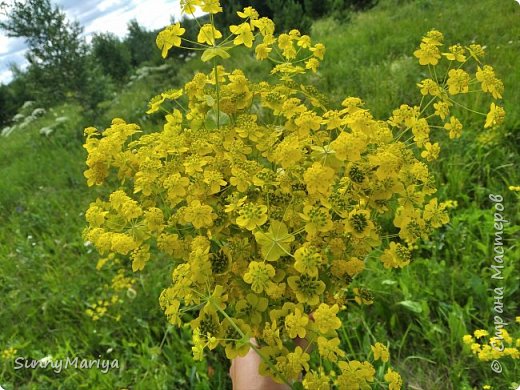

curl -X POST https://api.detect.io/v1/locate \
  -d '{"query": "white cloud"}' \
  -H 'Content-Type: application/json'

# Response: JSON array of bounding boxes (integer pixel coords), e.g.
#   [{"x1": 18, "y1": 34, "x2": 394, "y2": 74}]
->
[{"x1": 97, "y1": 0, "x2": 123, "y2": 12}]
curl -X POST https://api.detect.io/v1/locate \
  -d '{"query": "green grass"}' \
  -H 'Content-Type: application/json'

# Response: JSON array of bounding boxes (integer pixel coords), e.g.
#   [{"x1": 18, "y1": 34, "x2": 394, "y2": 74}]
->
[
  {"x1": 1, "y1": 0, "x2": 519, "y2": 388},
  {"x1": 0, "y1": 103, "x2": 230, "y2": 389}
]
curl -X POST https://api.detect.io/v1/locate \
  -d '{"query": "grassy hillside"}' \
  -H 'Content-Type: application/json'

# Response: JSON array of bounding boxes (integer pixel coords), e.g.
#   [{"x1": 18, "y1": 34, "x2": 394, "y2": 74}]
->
[{"x1": 1, "y1": 0, "x2": 518, "y2": 388}]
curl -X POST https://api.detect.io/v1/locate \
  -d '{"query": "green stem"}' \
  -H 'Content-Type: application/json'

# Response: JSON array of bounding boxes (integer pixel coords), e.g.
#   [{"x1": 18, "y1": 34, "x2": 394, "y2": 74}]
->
[
  {"x1": 208, "y1": 297, "x2": 294, "y2": 388},
  {"x1": 448, "y1": 97, "x2": 487, "y2": 115},
  {"x1": 211, "y1": 14, "x2": 221, "y2": 129}
]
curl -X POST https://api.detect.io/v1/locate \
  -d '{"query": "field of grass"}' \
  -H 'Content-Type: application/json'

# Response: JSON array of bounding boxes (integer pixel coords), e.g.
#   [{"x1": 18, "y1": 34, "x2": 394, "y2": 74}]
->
[{"x1": 0, "y1": 0, "x2": 518, "y2": 389}]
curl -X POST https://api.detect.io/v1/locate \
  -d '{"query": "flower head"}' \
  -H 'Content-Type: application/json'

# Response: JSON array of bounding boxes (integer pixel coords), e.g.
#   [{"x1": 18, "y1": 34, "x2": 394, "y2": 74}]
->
[{"x1": 156, "y1": 23, "x2": 186, "y2": 58}]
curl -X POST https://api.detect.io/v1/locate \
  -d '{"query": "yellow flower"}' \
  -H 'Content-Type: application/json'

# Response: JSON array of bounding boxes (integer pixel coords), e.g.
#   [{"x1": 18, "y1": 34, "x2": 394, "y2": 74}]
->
[
  {"x1": 468, "y1": 43, "x2": 485, "y2": 60},
  {"x1": 230, "y1": 22, "x2": 254, "y2": 47},
  {"x1": 422, "y1": 29, "x2": 444, "y2": 45},
  {"x1": 423, "y1": 198, "x2": 449, "y2": 228},
  {"x1": 413, "y1": 42, "x2": 441, "y2": 65},
  {"x1": 417, "y1": 78, "x2": 441, "y2": 96},
  {"x1": 337, "y1": 360, "x2": 375, "y2": 388},
  {"x1": 203, "y1": 169, "x2": 227, "y2": 194},
  {"x1": 146, "y1": 94, "x2": 166, "y2": 114},
  {"x1": 200, "y1": 0, "x2": 222, "y2": 14},
  {"x1": 310, "y1": 43, "x2": 326, "y2": 60},
  {"x1": 344, "y1": 257, "x2": 365, "y2": 277},
  {"x1": 353, "y1": 287, "x2": 373, "y2": 305},
  {"x1": 420, "y1": 142, "x2": 440, "y2": 161},
  {"x1": 476, "y1": 65, "x2": 503, "y2": 99},
  {"x1": 434, "y1": 101, "x2": 451, "y2": 120},
  {"x1": 380, "y1": 242, "x2": 411, "y2": 269},
  {"x1": 131, "y1": 245, "x2": 150, "y2": 272},
  {"x1": 446, "y1": 69, "x2": 470, "y2": 95},
  {"x1": 197, "y1": 24, "x2": 222, "y2": 46},
  {"x1": 294, "y1": 246, "x2": 322, "y2": 277},
  {"x1": 303, "y1": 369, "x2": 331, "y2": 390},
  {"x1": 183, "y1": 200, "x2": 216, "y2": 229},
  {"x1": 144, "y1": 207, "x2": 164, "y2": 233},
  {"x1": 252, "y1": 17, "x2": 275, "y2": 36},
  {"x1": 474, "y1": 329, "x2": 489, "y2": 339},
  {"x1": 393, "y1": 206, "x2": 426, "y2": 244},
  {"x1": 444, "y1": 116, "x2": 462, "y2": 139},
  {"x1": 285, "y1": 307, "x2": 309, "y2": 338},
  {"x1": 161, "y1": 88, "x2": 183, "y2": 100},
  {"x1": 329, "y1": 131, "x2": 366, "y2": 162},
  {"x1": 180, "y1": 0, "x2": 201, "y2": 14},
  {"x1": 442, "y1": 44, "x2": 466, "y2": 62},
  {"x1": 288, "y1": 275, "x2": 326, "y2": 306},
  {"x1": 304, "y1": 162, "x2": 335, "y2": 198},
  {"x1": 1, "y1": 347, "x2": 18, "y2": 360},
  {"x1": 371, "y1": 342, "x2": 390, "y2": 362},
  {"x1": 235, "y1": 293, "x2": 268, "y2": 325},
  {"x1": 313, "y1": 303, "x2": 341, "y2": 333},
  {"x1": 305, "y1": 58, "x2": 320, "y2": 72},
  {"x1": 243, "y1": 261, "x2": 275, "y2": 293},
  {"x1": 237, "y1": 6, "x2": 259, "y2": 20},
  {"x1": 298, "y1": 35, "x2": 312, "y2": 48},
  {"x1": 110, "y1": 233, "x2": 138, "y2": 255},
  {"x1": 85, "y1": 204, "x2": 108, "y2": 227},
  {"x1": 224, "y1": 194, "x2": 247, "y2": 213},
  {"x1": 484, "y1": 103, "x2": 505, "y2": 129},
  {"x1": 284, "y1": 346, "x2": 310, "y2": 380},
  {"x1": 236, "y1": 203, "x2": 268, "y2": 230},
  {"x1": 384, "y1": 368, "x2": 403, "y2": 390},
  {"x1": 317, "y1": 336, "x2": 345, "y2": 362},
  {"x1": 299, "y1": 204, "x2": 333, "y2": 236},
  {"x1": 255, "y1": 43, "x2": 272, "y2": 60},
  {"x1": 156, "y1": 23, "x2": 186, "y2": 58},
  {"x1": 344, "y1": 209, "x2": 374, "y2": 239}
]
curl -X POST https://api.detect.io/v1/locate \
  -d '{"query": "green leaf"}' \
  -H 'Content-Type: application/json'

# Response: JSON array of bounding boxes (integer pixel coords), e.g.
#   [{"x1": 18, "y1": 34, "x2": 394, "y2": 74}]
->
[
  {"x1": 204, "y1": 108, "x2": 230, "y2": 130},
  {"x1": 254, "y1": 220, "x2": 295, "y2": 261},
  {"x1": 204, "y1": 94, "x2": 215, "y2": 107},
  {"x1": 397, "y1": 300, "x2": 423, "y2": 314},
  {"x1": 201, "y1": 47, "x2": 231, "y2": 62}
]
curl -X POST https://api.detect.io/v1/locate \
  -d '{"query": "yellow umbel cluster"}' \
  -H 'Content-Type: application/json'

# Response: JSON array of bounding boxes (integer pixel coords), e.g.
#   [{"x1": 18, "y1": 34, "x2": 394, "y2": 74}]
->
[{"x1": 83, "y1": 1, "x2": 504, "y2": 387}]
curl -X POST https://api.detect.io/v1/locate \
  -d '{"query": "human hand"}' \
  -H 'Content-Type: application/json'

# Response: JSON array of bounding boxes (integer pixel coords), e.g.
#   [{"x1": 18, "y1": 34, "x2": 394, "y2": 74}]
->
[
  {"x1": 229, "y1": 335, "x2": 312, "y2": 390},
  {"x1": 229, "y1": 339, "x2": 291, "y2": 390}
]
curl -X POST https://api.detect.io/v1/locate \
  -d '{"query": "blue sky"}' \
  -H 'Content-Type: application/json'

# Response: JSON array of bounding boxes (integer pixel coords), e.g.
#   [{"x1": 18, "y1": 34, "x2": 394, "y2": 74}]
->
[{"x1": 0, "y1": 0, "x2": 183, "y2": 84}]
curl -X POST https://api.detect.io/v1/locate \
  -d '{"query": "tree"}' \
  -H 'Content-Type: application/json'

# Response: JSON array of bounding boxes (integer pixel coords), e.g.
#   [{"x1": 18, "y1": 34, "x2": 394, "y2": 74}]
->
[
  {"x1": 124, "y1": 20, "x2": 162, "y2": 67},
  {"x1": 267, "y1": 0, "x2": 312, "y2": 33},
  {"x1": 92, "y1": 33, "x2": 132, "y2": 83},
  {"x1": 0, "y1": 0, "x2": 106, "y2": 108}
]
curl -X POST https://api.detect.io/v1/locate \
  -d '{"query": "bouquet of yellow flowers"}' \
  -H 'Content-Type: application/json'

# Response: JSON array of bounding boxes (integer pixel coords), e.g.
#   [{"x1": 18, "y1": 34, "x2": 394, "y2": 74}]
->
[{"x1": 83, "y1": 1, "x2": 504, "y2": 387}]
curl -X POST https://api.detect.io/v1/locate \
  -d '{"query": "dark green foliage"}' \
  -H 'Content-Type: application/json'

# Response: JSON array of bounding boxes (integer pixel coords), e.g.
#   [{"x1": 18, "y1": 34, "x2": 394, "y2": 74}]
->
[
  {"x1": 0, "y1": 66, "x2": 33, "y2": 127},
  {"x1": 0, "y1": 83, "x2": 20, "y2": 126},
  {"x1": 219, "y1": 0, "x2": 273, "y2": 27},
  {"x1": 267, "y1": 0, "x2": 312, "y2": 32},
  {"x1": 124, "y1": 20, "x2": 162, "y2": 67},
  {"x1": 91, "y1": 33, "x2": 132, "y2": 83},
  {"x1": 304, "y1": 0, "x2": 328, "y2": 18}
]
